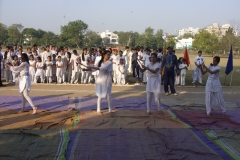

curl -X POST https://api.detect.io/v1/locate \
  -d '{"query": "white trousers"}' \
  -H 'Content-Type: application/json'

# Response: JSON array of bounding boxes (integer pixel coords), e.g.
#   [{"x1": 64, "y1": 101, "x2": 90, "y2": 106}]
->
[
  {"x1": 21, "y1": 85, "x2": 35, "y2": 109},
  {"x1": 97, "y1": 94, "x2": 112, "y2": 112},
  {"x1": 71, "y1": 71, "x2": 79, "y2": 83},
  {"x1": 35, "y1": 74, "x2": 44, "y2": 83},
  {"x1": 147, "y1": 92, "x2": 163, "y2": 113},
  {"x1": 57, "y1": 76, "x2": 62, "y2": 83},
  {"x1": 143, "y1": 72, "x2": 148, "y2": 83},
  {"x1": 113, "y1": 70, "x2": 117, "y2": 83},
  {"x1": 81, "y1": 71, "x2": 90, "y2": 84},
  {"x1": 5, "y1": 70, "x2": 12, "y2": 82},
  {"x1": 62, "y1": 73, "x2": 66, "y2": 83},
  {"x1": 30, "y1": 73, "x2": 35, "y2": 82},
  {"x1": 193, "y1": 68, "x2": 202, "y2": 83},
  {"x1": 180, "y1": 74, "x2": 186, "y2": 85},
  {"x1": 206, "y1": 91, "x2": 226, "y2": 114},
  {"x1": 117, "y1": 78, "x2": 125, "y2": 85},
  {"x1": 175, "y1": 75, "x2": 180, "y2": 85},
  {"x1": 46, "y1": 76, "x2": 52, "y2": 83}
]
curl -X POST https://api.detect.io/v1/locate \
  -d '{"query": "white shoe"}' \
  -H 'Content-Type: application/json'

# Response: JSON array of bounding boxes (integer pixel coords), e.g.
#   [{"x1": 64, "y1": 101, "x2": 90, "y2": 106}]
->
[
  {"x1": 165, "y1": 92, "x2": 169, "y2": 96},
  {"x1": 173, "y1": 93, "x2": 178, "y2": 96}
]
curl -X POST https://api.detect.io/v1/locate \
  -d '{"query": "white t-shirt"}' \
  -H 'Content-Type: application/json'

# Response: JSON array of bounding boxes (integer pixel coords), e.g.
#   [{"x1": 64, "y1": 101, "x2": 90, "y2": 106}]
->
[
  {"x1": 194, "y1": 55, "x2": 204, "y2": 68},
  {"x1": 179, "y1": 63, "x2": 188, "y2": 74}
]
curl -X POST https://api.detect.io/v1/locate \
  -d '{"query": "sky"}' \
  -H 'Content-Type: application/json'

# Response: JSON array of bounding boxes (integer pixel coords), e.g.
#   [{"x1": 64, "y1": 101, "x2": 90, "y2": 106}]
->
[{"x1": 0, "y1": 0, "x2": 240, "y2": 35}]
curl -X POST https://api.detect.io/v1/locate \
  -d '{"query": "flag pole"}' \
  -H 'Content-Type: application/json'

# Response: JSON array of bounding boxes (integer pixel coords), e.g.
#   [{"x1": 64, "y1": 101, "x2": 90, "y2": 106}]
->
[{"x1": 230, "y1": 69, "x2": 234, "y2": 86}]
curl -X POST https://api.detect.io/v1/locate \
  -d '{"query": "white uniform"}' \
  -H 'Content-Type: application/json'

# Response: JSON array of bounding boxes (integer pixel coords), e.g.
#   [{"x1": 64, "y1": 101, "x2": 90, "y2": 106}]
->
[
  {"x1": 146, "y1": 62, "x2": 163, "y2": 113},
  {"x1": 35, "y1": 62, "x2": 44, "y2": 83},
  {"x1": 205, "y1": 65, "x2": 226, "y2": 115},
  {"x1": 61, "y1": 55, "x2": 68, "y2": 83},
  {"x1": 95, "y1": 60, "x2": 112, "y2": 112},
  {"x1": 179, "y1": 63, "x2": 188, "y2": 85},
  {"x1": 10, "y1": 62, "x2": 35, "y2": 109},
  {"x1": 92, "y1": 56, "x2": 101, "y2": 81},
  {"x1": 66, "y1": 58, "x2": 72, "y2": 83},
  {"x1": 56, "y1": 61, "x2": 63, "y2": 83},
  {"x1": 117, "y1": 64, "x2": 126, "y2": 85},
  {"x1": 128, "y1": 52, "x2": 133, "y2": 73},
  {"x1": 111, "y1": 54, "x2": 118, "y2": 83},
  {"x1": 142, "y1": 54, "x2": 151, "y2": 82},
  {"x1": 193, "y1": 55, "x2": 204, "y2": 84},
  {"x1": 0, "y1": 51, "x2": 4, "y2": 78},
  {"x1": 71, "y1": 54, "x2": 80, "y2": 83},
  {"x1": 80, "y1": 54, "x2": 90, "y2": 84},
  {"x1": 12, "y1": 60, "x2": 20, "y2": 84},
  {"x1": 4, "y1": 59, "x2": 12, "y2": 82},
  {"x1": 29, "y1": 60, "x2": 36, "y2": 82},
  {"x1": 45, "y1": 61, "x2": 53, "y2": 83}
]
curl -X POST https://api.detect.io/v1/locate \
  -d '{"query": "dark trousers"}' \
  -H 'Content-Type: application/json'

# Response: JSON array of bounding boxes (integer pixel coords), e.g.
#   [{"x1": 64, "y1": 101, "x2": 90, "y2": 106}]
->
[
  {"x1": 164, "y1": 67, "x2": 176, "y2": 94},
  {"x1": 0, "y1": 60, "x2": 2, "y2": 85},
  {"x1": 132, "y1": 61, "x2": 139, "y2": 78}
]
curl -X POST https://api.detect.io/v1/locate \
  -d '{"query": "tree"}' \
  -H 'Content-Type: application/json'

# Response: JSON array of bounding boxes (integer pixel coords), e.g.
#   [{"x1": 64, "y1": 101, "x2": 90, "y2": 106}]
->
[
  {"x1": 60, "y1": 20, "x2": 88, "y2": 48},
  {"x1": 192, "y1": 29, "x2": 219, "y2": 54},
  {"x1": 118, "y1": 31, "x2": 131, "y2": 47},
  {"x1": 83, "y1": 30, "x2": 102, "y2": 47},
  {"x1": 7, "y1": 25, "x2": 21, "y2": 45},
  {"x1": 0, "y1": 23, "x2": 8, "y2": 44},
  {"x1": 166, "y1": 35, "x2": 177, "y2": 48},
  {"x1": 155, "y1": 29, "x2": 164, "y2": 48},
  {"x1": 22, "y1": 28, "x2": 38, "y2": 45},
  {"x1": 221, "y1": 28, "x2": 237, "y2": 52}
]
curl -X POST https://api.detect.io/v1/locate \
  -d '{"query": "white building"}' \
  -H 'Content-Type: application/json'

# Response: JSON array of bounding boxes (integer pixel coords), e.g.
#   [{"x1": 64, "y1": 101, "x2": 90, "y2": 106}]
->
[
  {"x1": 177, "y1": 27, "x2": 199, "y2": 37},
  {"x1": 205, "y1": 23, "x2": 238, "y2": 37},
  {"x1": 99, "y1": 30, "x2": 119, "y2": 45},
  {"x1": 175, "y1": 38, "x2": 193, "y2": 49}
]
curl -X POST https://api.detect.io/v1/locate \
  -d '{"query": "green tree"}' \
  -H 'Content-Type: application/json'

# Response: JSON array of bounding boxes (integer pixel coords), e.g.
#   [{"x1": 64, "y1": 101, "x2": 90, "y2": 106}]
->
[
  {"x1": 60, "y1": 20, "x2": 88, "y2": 48},
  {"x1": 0, "y1": 23, "x2": 8, "y2": 44},
  {"x1": 7, "y1": 25, "x2": 21, "y2": 45},
  {"x1": 155, "y1": 29, "x2": 164, "y2": 48},
  {"x1": 83, "y1": 30, "x2": 102, "y2": 47},
  {"x1": 192, "y1": 30, "x2": 219, "y2": 54},
  {"x1": 22, "y1": 28, "x2": 38, "y2": 45},
  {"x1": 118, "y1": 31, "x2": 132, "y2": 47},
  {"x1": 166, "y1": 35, "x2": 177, "y2": 48},
  {"x1": 142, "y1": 27, "x2": 157, "y2": 48},
  {"x1": 221, "y1": 28, "x2": 237, "y2": 52}
]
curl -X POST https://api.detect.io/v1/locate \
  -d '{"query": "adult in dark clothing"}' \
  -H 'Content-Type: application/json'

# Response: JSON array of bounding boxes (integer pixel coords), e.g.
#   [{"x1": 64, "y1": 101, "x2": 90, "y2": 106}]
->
[
  {"x1": 0, "y1": 50, "x2": 4, "y2": 86},
  {"x1": 161, "y1": 47, "x2": 179, "y2": 95}
]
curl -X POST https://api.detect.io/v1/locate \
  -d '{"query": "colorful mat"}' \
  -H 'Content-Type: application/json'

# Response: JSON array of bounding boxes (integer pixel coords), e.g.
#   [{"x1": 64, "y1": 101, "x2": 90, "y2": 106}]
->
[{"x1": 0, "y1": 129, "x2": 69, "y2": 160}]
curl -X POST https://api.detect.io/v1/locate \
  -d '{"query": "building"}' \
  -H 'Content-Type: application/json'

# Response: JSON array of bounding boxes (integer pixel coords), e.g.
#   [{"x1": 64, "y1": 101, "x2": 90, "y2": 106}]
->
[
  {"x1": 175, "y1": 38, "x2": 193, "y2": 49},
  {"x1": 177, "y1": 27, "x2": 199, "y2": 37},
  {"x1": 205, "y1": 23, "x2": 238, "y2": 37},
  {"x1": 99, "y1": 30, "x2": 119, "y2": 45}
]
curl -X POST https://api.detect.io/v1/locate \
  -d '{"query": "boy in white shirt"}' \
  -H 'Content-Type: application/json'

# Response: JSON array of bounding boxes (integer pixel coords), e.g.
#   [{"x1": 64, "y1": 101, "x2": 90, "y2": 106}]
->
[
  {"x1": 192, "y1": 50, "x2": 204, "y2": 85},
  {"x1": 179, "y1": 59, "x2": 188, "y2": 85}
]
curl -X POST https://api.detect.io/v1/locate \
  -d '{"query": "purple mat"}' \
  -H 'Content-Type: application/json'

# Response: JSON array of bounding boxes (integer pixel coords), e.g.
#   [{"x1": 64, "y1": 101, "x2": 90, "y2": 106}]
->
[
  {"x1": 0, "y1": 96, "x2": 168, "y2": 111},
  {"x1": 0, "y1": 96, "x2": 69, "y2": 111}
]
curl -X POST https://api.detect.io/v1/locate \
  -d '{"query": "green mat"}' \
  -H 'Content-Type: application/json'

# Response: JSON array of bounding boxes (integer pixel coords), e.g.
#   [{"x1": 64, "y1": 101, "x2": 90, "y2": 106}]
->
[{"x1": 0, "y1": 129, "x2": 70, "y2": 160}]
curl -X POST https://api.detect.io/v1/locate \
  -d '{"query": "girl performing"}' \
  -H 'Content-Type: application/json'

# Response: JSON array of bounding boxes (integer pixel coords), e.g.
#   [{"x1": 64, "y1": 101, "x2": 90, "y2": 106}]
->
[
  {"x1": 201, "y1": 56, "x2": 226, "y2": 116},
  {"x1": 139, "y1": 53, "x2": 164, "y2": 114},
  {"x1": 5, "y1": 53, "x2": 37, "y2": 114},
  {"x1": 83, "y1": 50, "x2": 113, "y2": 114}
]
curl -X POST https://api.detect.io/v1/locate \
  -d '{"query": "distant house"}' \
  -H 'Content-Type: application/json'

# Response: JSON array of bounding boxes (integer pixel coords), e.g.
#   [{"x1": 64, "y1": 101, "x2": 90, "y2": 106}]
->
[
  {"x1": 177, "y1": 27, "x2": 199, "y2": 37},
  {"x1": 205, "y1": 23, "x2": 238, "y2": 37},
  {"x1": 99, "y1": 30, "x2": 119, "y2": 44},
  {"x1": 175, "y1": 38, "x2": 193, "y2": 49}
]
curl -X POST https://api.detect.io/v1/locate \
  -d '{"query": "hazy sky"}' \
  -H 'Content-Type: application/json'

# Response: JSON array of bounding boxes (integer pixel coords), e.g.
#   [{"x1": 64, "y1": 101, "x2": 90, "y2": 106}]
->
[{"x1": 0, "y1": 0, "x2": 239, "y2": 35}]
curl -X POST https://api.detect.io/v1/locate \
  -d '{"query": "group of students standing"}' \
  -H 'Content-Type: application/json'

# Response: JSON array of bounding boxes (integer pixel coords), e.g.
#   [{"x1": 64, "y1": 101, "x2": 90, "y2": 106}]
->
[{"x1": 0, "y1": 44, "x2": 227, "y2": 116}]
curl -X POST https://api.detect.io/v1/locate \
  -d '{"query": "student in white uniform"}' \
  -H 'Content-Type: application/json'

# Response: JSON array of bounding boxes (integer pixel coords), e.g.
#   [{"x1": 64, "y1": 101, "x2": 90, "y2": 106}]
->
[
  {"x1": 142, "y1": 49, "x2": 151, "y2": 83},
  {"x1": 56, "y1": 56, "x2": 64, "y2": 84},
  {"x1": 139, "y1": 53, "x2": 164, "y2": 114},
  {"x1": 26, "y1": 48, "x2": 32, "y2": 58},
  {"x1": 117, "y1": 58, "x2": 126, "y2": 85},
  {"x1": 84, "y1": 50, "x2": 113, "y2": 114},
  {"x1": 6, "y1": 53, "x2": 37, "y2": 114},
  {"x1": 200, "y1": 56, "x2": 226, "y2": 116},
  {"x1": 179, "y1": 59, "x2": 188, "y2": 86},
  {"x1": 80, "y1": 48, "x2": 90, "y2": 84},
  {"x1": 87, "y1": 51, "x2": 95, "y2": 83},
  {"x1": 66, "y1": 52, "x2": 72, "y2": 83},
  {"x1": 111, "y1": 50, "x2": 118, "y2": 84},
  {"x1": 45, "y1": 56, "x2": 53, "y2": 83},
  {"x1": 128, "y1": 48, "x2": 134, "y2": 73},
  {"x1": 32, "y1": 50, "x2": 39, "y2": 61},
  {"x1": 193, "y1": 50, "x2": 204, "y2": 84},
  {"x1": 12, "y1": 55, "x2": 20, "y2": 84},
  {"x1": 29, "y1": 55, "x2": 36, "y2": 83},
  {"x1": 59, "y1": 48, "x2": 68, "y2": 84},
  {"x1": 123, "y1": 46, "x2": 129, "y2": 73},
  {"x1": 4, "y1": 51, "x2": 12, "y2": 83},
  {"x1": 35, "y1": 57, "x2": 44, "y2": 83},
  {"x1": 92, "y1": 50, "x2": 102, "y2": 82},
  {"x1": 71, "y1": 50, "x2": 80, "y2": 84}
]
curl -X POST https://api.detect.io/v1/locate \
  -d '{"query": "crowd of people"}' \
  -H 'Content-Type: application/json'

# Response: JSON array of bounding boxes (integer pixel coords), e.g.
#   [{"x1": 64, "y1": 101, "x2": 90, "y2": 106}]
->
[{"x1": 0, "y1": 44, "x2": 226, "y2": 116}]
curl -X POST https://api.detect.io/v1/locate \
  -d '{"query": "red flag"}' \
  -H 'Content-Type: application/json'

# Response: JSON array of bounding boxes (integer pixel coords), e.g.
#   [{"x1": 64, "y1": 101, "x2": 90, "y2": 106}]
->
[{"x1": 183, "y1": 47, "x2": 190, "y2": 66}]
